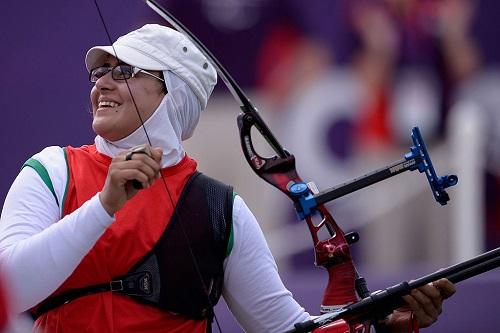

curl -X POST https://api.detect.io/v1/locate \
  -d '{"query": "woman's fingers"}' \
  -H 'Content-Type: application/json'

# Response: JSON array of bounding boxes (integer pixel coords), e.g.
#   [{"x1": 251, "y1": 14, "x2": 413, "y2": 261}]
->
[
  {"x1": 416, "y1": 283, "x2": 442, "y2": 314},
  {"x1": 399, "y1": 279, "x2": 456, "y2": 329},
  {"x1": 100, "y1": 146, "x2": 162, "y2": 215},
  {"x1": 401, "y1": 292, "x2": 436, "y2": 327},
  {"x1": 117, "y1": 147, "x2": 162, "y2": 186},
  {"x1": 119, "y1": 159, "x2": 159, "y2": 186},
  {"x1": 389, "y1": 279, "x2": 456, "y2": 330},
  {"x1": 151, "y1": 147, "x2": 163, "y2": 163},
  {"x1": 433, "y1": 278, "x2": 456, "y2": 299}
]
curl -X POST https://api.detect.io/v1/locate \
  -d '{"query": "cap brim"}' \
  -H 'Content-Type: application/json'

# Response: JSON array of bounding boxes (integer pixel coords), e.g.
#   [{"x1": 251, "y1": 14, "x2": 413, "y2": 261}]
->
[{"x1": 85, "y1": 45, "x2": 167, "y2": 72}]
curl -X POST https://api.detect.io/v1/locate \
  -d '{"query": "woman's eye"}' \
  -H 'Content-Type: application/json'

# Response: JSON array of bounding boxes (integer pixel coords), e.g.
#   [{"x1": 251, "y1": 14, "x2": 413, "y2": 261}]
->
[
  {"x1": 91, "y1": 67, "x2": 109, "y2": 81},
  {"x1": 116, "y1": 65, "x2": 133, "y2": 78}
]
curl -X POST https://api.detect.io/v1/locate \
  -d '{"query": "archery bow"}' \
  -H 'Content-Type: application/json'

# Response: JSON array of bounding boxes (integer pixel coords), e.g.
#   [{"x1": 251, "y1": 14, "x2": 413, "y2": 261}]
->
[{"x1": 141, "y1": 1, "x2": 498, "y2": 332}]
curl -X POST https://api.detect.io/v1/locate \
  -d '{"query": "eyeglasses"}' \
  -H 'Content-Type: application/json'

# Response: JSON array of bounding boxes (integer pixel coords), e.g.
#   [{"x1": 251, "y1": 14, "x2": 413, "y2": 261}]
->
[{"x1": 89, "y1": 64, "x2": 165, "y2": 83}]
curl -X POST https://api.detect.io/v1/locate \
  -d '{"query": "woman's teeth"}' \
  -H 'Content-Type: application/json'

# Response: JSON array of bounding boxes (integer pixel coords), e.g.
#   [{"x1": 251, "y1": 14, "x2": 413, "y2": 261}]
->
[{"x1": 98, "y1": 101, "x2": 119, "y2": 108}]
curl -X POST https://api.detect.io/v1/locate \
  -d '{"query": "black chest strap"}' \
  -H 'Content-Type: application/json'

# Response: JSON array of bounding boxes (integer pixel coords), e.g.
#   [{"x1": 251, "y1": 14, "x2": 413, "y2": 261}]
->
[{"x1": 33, "y1": 172, "x2": 233, "y2": 322}]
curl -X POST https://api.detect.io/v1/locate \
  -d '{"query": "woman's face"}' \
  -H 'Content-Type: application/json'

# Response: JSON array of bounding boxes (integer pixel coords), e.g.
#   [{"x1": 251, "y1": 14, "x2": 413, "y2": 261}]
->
[{"x1": 90, "y1": 55, "x2": 166, "y2": 141}]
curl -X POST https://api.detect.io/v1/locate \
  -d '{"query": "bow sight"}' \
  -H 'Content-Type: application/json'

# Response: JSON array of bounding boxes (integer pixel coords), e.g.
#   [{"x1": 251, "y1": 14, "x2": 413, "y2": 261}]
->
[{"x1": 289, "y1": 126, "x2": 459, "y2": 220}]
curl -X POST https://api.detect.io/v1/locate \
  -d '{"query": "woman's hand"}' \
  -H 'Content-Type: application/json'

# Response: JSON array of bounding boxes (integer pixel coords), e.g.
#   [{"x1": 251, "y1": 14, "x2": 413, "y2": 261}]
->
[
  {"x1": 386, "y1": 278, "x2": 456, "y2": 332},
  {"x1": 99, "y1": 145, "x2": 162, "y2": 216}
]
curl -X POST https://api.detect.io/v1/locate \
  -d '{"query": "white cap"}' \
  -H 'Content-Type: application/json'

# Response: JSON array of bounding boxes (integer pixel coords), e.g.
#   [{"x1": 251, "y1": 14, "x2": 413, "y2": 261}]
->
[{"x1": 85, "y1": 24, "x2": 217, "y2": 109}]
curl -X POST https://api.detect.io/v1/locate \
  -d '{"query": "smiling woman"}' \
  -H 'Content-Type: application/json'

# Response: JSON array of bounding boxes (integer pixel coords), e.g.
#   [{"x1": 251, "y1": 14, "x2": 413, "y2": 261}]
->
[
  {"x1": 0, "y1": 23, "x2": 455, "y2": 333},
  {"x1": 0, "y1": 24, "x2": 311, "y2": 333}
]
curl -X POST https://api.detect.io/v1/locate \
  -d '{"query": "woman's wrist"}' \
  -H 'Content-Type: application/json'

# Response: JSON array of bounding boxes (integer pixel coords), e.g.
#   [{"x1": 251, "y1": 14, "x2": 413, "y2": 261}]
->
[{"x1": 98, "y1": 192, "x2": 116, "y2": 217}]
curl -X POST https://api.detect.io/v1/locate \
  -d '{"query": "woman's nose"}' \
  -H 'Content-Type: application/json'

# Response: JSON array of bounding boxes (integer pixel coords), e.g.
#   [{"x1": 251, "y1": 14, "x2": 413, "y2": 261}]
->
[{"x1": 95, "y1": 71, "x2": 115, "y2": 90}]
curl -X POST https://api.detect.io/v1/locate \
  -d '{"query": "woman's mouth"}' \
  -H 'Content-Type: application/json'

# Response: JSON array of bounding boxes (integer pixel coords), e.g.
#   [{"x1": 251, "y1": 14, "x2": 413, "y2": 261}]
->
[
  {"x1": 97, "y1": 100, "x2": 121, "y2": 112},
  {"x1": 98, "y1": 101, "x2": 120, "y2": 108}
]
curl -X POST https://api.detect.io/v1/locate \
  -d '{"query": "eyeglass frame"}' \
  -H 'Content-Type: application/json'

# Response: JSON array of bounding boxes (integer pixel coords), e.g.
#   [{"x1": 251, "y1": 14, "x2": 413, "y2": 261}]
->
[{"x1": 89, "y1": 64, "x2": 165, "y2": 83}]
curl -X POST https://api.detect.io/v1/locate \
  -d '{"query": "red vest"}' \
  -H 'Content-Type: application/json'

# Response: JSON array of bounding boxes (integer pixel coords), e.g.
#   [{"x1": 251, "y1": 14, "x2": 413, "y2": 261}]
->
[{"x1": 35, "y1": 145, "x2": 207, "y2": 333}]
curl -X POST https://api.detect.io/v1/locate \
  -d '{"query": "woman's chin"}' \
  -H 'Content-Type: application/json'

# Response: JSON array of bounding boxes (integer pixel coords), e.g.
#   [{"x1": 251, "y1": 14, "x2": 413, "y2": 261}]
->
[
  {"x1": 92, "y1": 123, "x2": 115, "y2": 141},
  {"x1": 93, "y1": 123, "x2": 132, "y2": 142}
]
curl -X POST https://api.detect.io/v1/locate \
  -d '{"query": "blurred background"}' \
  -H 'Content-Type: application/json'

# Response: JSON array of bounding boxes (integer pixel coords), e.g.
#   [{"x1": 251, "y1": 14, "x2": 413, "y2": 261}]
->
[{"x1": 1, "y1": 0, "x2": 499, "y2": 331}]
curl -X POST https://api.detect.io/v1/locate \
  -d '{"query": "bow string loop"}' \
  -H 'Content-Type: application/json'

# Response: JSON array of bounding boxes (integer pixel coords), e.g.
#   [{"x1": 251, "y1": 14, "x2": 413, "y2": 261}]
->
[{"x1": 91, "y1": 1, "x2": 224, "y2": 331}]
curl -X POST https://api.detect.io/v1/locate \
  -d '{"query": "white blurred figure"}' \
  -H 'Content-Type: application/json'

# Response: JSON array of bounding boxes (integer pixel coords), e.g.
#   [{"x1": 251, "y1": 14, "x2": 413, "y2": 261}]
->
[{"x1": 0, "y1": 271, "x2": 33, "y2": 333}]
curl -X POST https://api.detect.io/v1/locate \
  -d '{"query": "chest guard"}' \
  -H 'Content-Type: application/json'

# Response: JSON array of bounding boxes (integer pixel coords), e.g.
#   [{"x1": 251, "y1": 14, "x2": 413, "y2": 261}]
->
[
  {"x1": 125, "y1": 171, "x2": 233, "y2": 319},
  {"x1": 34, "y1": 172, "x2": 233, "y2": 322}
]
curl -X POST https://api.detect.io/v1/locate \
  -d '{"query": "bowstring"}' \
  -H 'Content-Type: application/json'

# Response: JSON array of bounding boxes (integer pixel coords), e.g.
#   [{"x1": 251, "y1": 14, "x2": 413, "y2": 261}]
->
[{"x1": 92, "y1": 1, "x2": 223, "y2": 331}]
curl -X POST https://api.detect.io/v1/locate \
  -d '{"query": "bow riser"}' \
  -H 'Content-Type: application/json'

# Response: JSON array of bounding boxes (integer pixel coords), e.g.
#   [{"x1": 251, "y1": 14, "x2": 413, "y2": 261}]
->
[
  {"x1": 306, "y1": 207, "x2": 359, "y2": 312},
  {"x1": 237, "y1": 105, "x2": 361, "y2": 312},
  {"x1": 238, "y1": 105, "x2": 361, "y2": 312}
]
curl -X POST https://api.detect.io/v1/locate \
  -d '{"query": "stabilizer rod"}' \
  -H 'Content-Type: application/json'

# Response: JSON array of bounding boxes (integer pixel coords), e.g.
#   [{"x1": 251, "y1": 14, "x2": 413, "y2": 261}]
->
[{"x1": 287, "y1": 246, "x2": 500, "y2": 333}]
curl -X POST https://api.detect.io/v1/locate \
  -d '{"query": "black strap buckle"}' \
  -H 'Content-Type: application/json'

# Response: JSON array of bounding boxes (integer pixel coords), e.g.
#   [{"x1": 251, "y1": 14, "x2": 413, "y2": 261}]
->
[
  {"x1": 121, "y1": 271, "x2": 153, "y2": 296},
  {"x1": 110, "y1": 280, "x2": 124, "y2": 291}
]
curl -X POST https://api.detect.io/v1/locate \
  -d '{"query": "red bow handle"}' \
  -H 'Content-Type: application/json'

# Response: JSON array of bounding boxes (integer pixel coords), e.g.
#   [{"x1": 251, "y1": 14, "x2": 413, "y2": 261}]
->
[{"x1": 237, "y1": 112, "x2": 360, "y2": 312}]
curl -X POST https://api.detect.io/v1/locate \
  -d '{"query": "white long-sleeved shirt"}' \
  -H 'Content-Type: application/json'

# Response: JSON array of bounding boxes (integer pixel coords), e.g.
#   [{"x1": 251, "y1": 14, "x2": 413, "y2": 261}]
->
[{"x1": 0, "y1": 146, "x2": 310, "y2": 333}]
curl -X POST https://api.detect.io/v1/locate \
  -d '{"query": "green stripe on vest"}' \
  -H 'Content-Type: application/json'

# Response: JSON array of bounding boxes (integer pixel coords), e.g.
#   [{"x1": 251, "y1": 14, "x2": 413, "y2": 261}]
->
[
  {"x1": 61, "y1": 147, "x2": 70, "y2": 216},
  {"x1": 22, "y1": 158, "x2": 59, "y2": 206},
  {"x1": 225, "y1": 192, "x2": 237, "y2": 258}
]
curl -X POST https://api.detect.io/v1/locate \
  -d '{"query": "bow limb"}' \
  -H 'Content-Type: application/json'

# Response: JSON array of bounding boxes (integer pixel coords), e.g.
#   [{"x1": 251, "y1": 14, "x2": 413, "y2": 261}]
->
[{"x1": 145, "y1": 0, "x2": 288, "y2": 159}]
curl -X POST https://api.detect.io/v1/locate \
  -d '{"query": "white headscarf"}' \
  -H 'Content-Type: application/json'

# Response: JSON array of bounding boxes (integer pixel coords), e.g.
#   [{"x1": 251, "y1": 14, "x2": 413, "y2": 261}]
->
[{"x1": 94, "y1": 70, "x2": 201, "y2": 168}]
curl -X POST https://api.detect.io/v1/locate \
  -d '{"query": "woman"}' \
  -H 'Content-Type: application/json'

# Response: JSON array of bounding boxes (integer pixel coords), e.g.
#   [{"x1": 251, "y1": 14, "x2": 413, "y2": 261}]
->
[{"x1": 0, "y1": 24, "x2": 454, "y2": 332}]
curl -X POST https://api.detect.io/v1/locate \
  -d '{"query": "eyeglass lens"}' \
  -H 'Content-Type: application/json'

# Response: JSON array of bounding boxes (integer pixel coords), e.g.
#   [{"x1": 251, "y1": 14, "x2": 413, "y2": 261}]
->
[{"x1": 90, "y1": 65, "x2": 134, "y2": 82}]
